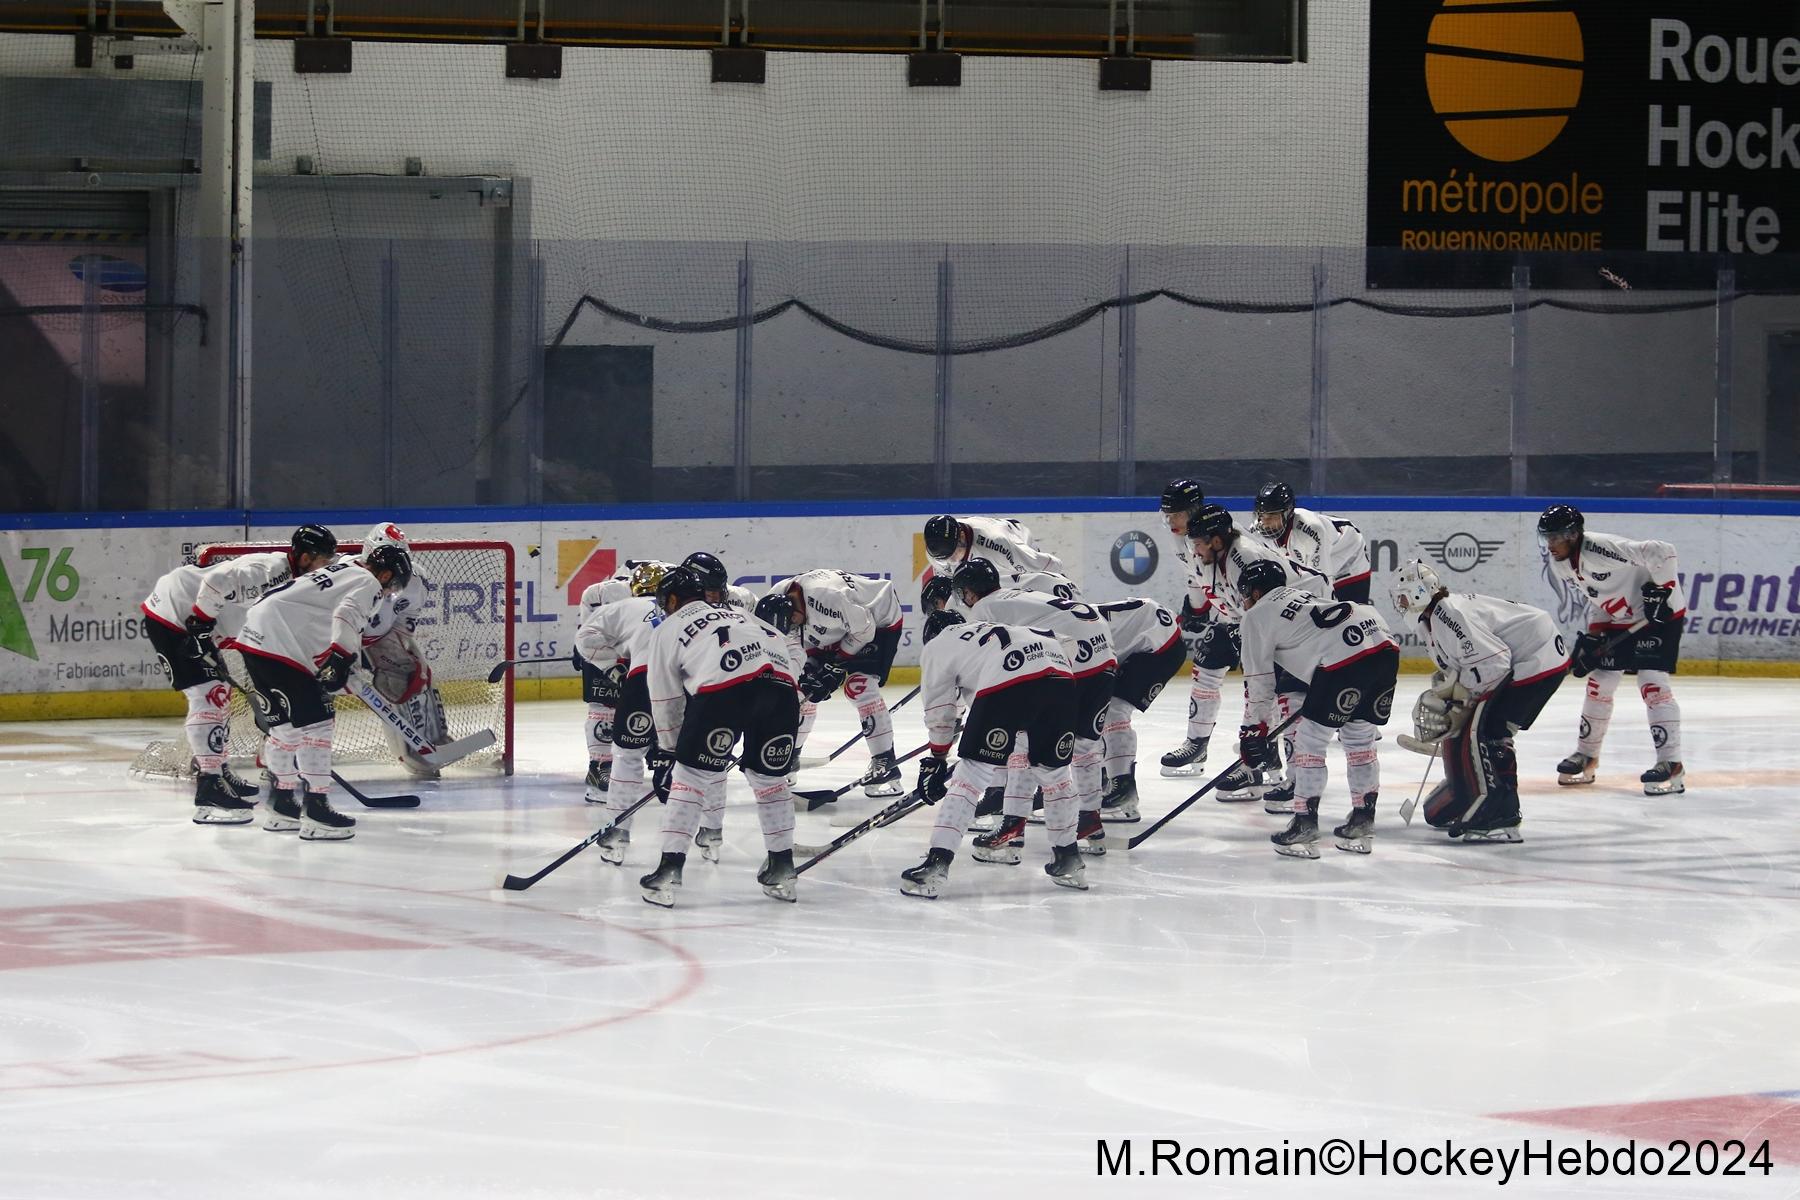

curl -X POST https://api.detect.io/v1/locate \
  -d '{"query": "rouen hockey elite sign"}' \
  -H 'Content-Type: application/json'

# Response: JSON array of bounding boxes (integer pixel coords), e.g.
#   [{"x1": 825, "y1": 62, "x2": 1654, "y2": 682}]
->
[{"x1": 1366, "y1": 1, "x2": 1800, "y2": 288}]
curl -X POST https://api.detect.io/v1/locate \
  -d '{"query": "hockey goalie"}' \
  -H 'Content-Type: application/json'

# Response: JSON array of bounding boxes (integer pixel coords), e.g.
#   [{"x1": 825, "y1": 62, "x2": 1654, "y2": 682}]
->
[{"x1": 358, "y1": 522, "x2": 454, "y2": 777}]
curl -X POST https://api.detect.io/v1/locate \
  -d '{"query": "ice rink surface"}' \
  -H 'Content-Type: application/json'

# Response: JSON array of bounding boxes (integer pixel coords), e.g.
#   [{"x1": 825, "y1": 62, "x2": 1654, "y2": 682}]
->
[{"x1": 1, "y1": 678, "x2": 1797, "y2": 1199}]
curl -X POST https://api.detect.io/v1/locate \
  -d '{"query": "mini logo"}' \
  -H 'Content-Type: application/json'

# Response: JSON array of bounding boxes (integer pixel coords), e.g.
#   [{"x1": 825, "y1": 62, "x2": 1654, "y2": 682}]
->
[
  {"x1": 1111, "y1": 531, "x2": 1160, "y2": 586},
  {"x1": 1002, "y1": 650, "x2": 1025, "y2": 672},
  {"x1": 1420, "y1": 532, "x2": 1504, "y2": 573},
  {"x1": 984, "y1": 728, "x2": 1011, "y2": 751},
  {"x1": 706, "y1": 728, "x2": 735, "y2": 756},
  {"x1": 1336, "y1": 688, "x2": 1362, "y2": 715}
]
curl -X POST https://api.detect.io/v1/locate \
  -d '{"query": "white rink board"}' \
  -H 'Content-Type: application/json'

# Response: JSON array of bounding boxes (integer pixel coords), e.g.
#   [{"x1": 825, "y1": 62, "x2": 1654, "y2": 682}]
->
[{"x1": 5, "y1": 505, "x2": 1800, "y2": 697}]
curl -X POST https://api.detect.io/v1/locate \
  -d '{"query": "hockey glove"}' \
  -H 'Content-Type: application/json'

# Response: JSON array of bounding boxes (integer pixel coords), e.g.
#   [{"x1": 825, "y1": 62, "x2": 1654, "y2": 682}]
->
[
  {"x1": 798, "y1": 658, "x2": 848, "y2": 704},
  {"x1": 1641, "y1": 582, "x2": 1675, "y2": 625},
  {"x1": 648, "y1": 747, "x2": 675, "y2": 801},
  {"x1": 317, "y1": 649, "x2": 356, "y2": 694},
  {"x1": 185, "y1": 611, "x2": 218, "y2": 637},
  {"x1": 570, "y1": 647, "x2": 587, "y2": 673},
  {"x1": 1237, "y1": 724, "x2": 1277, "y2": 770},
  {"x1": 916, "y1": 756, "x2": 950, "y2": 805},
  {"x1": 1570, "y1": 631, "x2": 1606, "y2": 678},
  {"x1": 1178, "y1": 596, "x2": 1208, "y2": 635}
]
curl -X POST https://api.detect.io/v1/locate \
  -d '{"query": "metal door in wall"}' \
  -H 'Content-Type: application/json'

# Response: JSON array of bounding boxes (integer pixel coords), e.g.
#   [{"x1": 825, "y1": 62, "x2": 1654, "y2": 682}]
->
[{"x1": 1765, "y1": 331, "x2": 1800, "y2": 484}]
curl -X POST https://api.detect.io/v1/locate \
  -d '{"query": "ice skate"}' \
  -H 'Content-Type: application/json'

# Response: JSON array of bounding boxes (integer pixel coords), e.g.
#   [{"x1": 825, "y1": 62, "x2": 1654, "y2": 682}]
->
[
  {"x1": 1160, "y1": 736, "x2": 1208, "y2": 778},
  {"x1": 1556, "y1": 751, "x2": 1597, "y2": 786},
  {"x1": 1454, "y1": 820, "x2": 1523, "y2": 844},
  {"x1": 1217, "y1": 763, "x2": 1273, "y2": 803},
  {"x1": 1044, "y1": 843, "x2": 1088, "y2": 890},
  {"x1": 972, "y1": 816, "x2": 1024, "y2": 865},
  {"x1": 1333, "y1": 797, "x2": 1376, "y2": 854},
  {"x1": 261, "y1": 784, "x2": 301, "y2": 833},
  {"x1": 298, "y1": 788, "x2": 355, "y2": 842},
  {"x1": 969, "y1": 787, "x2": 1004, "y2": 833},
  {"x1": 757, "y1": 849, "x2": 798, "y2": 902},
  {"x1": 858, "y1": 750, "x2": 903, "y2": 798},
  {"x1": 192, "y1": 773, "x2": 256, "y2": 825},
  {"x1": 1272, "y1": 798, "x2": 1320, "y2": 859},
  {"x1": 1641, "y1": 761, "x2": 1685, "y2": 796},
  {"x1": 1098, "y1": 772, "x2": 1139, "y2": 822},
  {"x1": 585, "y1": 759, "x2": 610, "y2": 796},
  {"x1": 694, "y1": 825, "x2": 723, "y2": 863},
  {"x1": 639, "y1": 851, "x2": 685, "y2": 907},
  {"x1": 1261, "y1": 778, "x2": 1295, "y2": 815},
  {"x1": 1077, "y1": 809, "x2": 1106, "y2": 856},
  {"x1": 597, "y1": 824, "x2": 631, "y2": 865},
  {"x1": 219, "y1": 761, "x2": 260, "y2": 798},
  {"x1": 899, "y1": 847, "x2": 953, "y2": 899}
]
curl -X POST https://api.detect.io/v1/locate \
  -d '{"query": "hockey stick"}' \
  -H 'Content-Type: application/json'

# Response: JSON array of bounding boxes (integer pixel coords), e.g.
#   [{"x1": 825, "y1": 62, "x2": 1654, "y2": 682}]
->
[
  {"x1": 1572, "y1": 618, "x2": 1650, "y2": 677},
  {"x1": 794, "y1": 789, "x2": 931, "y2": 875},
  {"x1": 819, "y1": 685, "x2": 923, "y2": 763},
  {"x1": 486, "y1": 655, "x2": 571, "y2": 684},
  {"x1": 792, "y1": 742, "x2": 930, "y2": 811},
  {"x1": 1127, "y1": 712, "x2": 1303, "y2": 850},
  {"x1": 1398, "y1": 742, "x2": 1439, "y2": 827},
  {"x1": 498, "y1": 787, "x2": 659, "y2": 891},
  {"x1": 330, "y1": 770, "x2": 421, "y2": 809}
]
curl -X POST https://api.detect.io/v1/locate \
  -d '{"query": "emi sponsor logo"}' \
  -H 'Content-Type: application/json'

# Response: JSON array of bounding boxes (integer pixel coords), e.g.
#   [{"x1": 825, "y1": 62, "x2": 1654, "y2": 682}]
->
[{"x1": 1420, "y1": 532, "x2": 1504, "y2": 573}]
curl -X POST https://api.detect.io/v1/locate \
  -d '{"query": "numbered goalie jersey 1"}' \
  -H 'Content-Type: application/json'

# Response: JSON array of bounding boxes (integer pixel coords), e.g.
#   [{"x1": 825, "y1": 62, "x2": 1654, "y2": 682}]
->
[
  {"x1": 232, "y1": 561, "x2": 386, "y2": 672},
  {"x1": 1240, "y1": 586, "x2": 1398, "y2": 729},
  {"x1": 920, "y1": 621, "x2": 1073, "y2": 757},
  {"x1": 1422, "y1": 593, "x2": 1569, "y2": 694},
  {"x1": 142, "y1": 552, "x2": 291, "y2": 631},
  {"x1": 646, "y1": 602, "x2": 797, "y2": 748}
]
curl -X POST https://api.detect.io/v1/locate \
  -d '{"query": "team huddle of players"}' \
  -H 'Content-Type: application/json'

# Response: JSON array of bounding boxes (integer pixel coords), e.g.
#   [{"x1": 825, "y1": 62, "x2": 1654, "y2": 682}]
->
[{"x1": 140, "y1": 488, "x2": 1690, "y2": 904}]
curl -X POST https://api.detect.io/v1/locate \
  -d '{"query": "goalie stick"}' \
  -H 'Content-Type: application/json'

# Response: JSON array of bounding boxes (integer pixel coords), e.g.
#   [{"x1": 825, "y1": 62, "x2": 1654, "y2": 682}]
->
[
  {"x1": 1127, "y1": 712, "x2": 1302, "y2": 850},
  {"x1": 343, "y1": 674, "x2": 496, "y2": 770},
  {"x1": 1398, "y1": 742, "x2": 1440, "y2": 827},
  {"x1": 792, "y1": 742, "x2": 930, "y2": 811}
]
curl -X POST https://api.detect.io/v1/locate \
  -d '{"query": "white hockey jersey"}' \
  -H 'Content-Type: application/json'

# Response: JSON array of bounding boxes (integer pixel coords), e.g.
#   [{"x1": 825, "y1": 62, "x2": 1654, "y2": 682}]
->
[
  {"x1": 968, "y1": 589, "x2": 1116, "y2": 678},
  {"x1": 784, "y1": 570, "x2": 880, "y2": 658},
  {"x1": 921, "y1": 620, "x2": 1072, "y2": 753},
  {"x1": 1241, "y1": 586, "x2": 1397, "y2": 727},
  {"x1": 1195, "y1": 529, "x2": 1333, "y2": 626},
  {"x1": 1274, "y1": 508, "x2": 1371, "y2": 588},
  {"x1": 722, "y1": 583, "x2": 759, "y2": 614},
  {"x1": 575, "y1": 595, "x2": 661, "y2": 677},
  {"x1": 781, "y1": 570, "x2": 901, "y2": 630},
  {"x1": 1096, "y1": 597, "x2": 1181, "y2": 659},
  {"x1": 233, "y1": 561, "x2": 387, "y2": 672},
  {"x1": 926, "y1": 516, "x2": 1063, "y2": 580},
  {"x1": 578, "y1": 574, "x2": 634, "y2": 622},
  {"x1": 646, "y1": 600, "x2": 797, "y2": 748},
  {"x1": 1421, "y1": 593, "x2": 1569, "y2": 695},
  {"x1": 362, "y1": 573, "x2": 427, "y2": 647},
  {"x1": 142, "y1": 552, "x2": 291, "y2": 631},
  {"x1": 1545, "y1": 531, "x2": 1686, "y2": 631}
]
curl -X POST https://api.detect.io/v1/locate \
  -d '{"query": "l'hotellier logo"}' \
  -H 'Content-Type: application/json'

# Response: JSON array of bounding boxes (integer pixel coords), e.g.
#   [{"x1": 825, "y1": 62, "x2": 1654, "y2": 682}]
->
[{"x1": 1425, "y1": 2, "x2": 1584, "y2": 163}]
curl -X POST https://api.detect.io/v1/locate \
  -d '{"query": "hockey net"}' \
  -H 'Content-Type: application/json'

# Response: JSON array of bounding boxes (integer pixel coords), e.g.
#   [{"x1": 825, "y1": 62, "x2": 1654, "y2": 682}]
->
[{"x1": 130, "y1": 540, "x2": 515, "y2": 777}]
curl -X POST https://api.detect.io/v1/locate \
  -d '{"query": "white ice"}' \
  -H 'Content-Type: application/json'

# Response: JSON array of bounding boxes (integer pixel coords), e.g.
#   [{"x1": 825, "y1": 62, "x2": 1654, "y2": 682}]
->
[{"x1": 1, "y1": 678, "x2": 1797, "y2": 1199}]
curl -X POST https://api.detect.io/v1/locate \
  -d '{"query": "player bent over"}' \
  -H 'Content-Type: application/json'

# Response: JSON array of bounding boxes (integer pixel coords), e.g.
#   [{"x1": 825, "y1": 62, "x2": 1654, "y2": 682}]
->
[
  {"x1": 1236, "y1": 561, "x2": 1398, "y2": 858},
  {"x1": 1391, "y1": 561, "x2": 1569, "y2": 842},
  {"x1": 573, "y1": 561, "x2": 640, "y2": 795},
  {"x1": 1094, "y1": 597, "x2": 1185, "y2": 822},
  {"x1": 140, "y1": 524, "x2": 338, "y2": 824},
  {"x1": 1538, "y1": 505, "x2": 1688, "y2": 795},
  {"x1": 782, "y1": 569, "x2": 906, "y2": 797},
  {"x1": 682, "y1": 551, "x2": 758, "y2": 612},
  {"x1": 901, "y1": 609, "x2": 1086, "y2": 898},
  {"x1": 1252, "y1": 482, "x2": 1373, "y2": 603},
  {"x1": 922, "y1": 514, "x2": 1063, "y2": 581},
  {"x1": 231, "y1": 544, "x2": 413, "y2": 841},
  {"x1": 575, "y1": 562, "x2": 672, "y2": 862},
  {"x1": 639, "y1": 566, "x2": 803, "y2": 907}
]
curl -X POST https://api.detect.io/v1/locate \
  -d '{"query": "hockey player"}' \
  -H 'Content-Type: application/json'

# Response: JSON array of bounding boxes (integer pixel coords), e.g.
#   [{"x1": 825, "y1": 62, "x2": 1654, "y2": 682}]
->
[
  {"x1": 682, "y1": 551, "x2": 758, "y2": 612},
  {"x1": 922, "y1": 514, "x2": 1064, "y2": 580},
  {"x1": 782, "y1": 569, "x2": 906, "y2": 797},
  {"x1": 900, "y1": 608, "x2": 1087, "y2": 897},
  {"x1": 1156, "y1": 478, "x2": 1216, "y2": 776},
  {"x1": 951, "y1": 558, "x2": 1116, "y2": 857},
  {"x1": 355, "y1": 522, "x2": 449, "y2": 778},
  {"x1": 575, "y1": 562, "x2": 673, "y2": 862},
  {"x1": 1252, "y1": 482, "x2": 1373, "y2": 603},
  {"x1": 231, "y1": 543, "x2": 414, "y2": 841},
  {"x1": 638, "y1": 566, "x2": 803, "y2": 907},
  {"x1": 573, "y1": 560, "x2": 639, "y2": 796},
  {"x1": 1183, "y1": 504, "x2": 1333, "y2": 803},
  {"x1": 1538, "y1": 505, "x2": 1687, "y2": 795},
  {"x1": 1236, "y1": 560, "x2": 1399, "y2": 858},
  {"x1": 140, "y1": 524, "x2": 339, "y2": 824},
  {"x1": 1390, "y1": 560, "x2": 1569, "y2": 842},
  {"x1": 1094, "y1": 597, "x2": 1185, "y2": 822}
]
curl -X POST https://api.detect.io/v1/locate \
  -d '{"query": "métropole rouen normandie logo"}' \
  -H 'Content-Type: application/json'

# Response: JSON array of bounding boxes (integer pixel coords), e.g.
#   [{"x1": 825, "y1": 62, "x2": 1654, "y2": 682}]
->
[{"x1": 1367, "y1": 1, "x2": 1799, "y2": 288}]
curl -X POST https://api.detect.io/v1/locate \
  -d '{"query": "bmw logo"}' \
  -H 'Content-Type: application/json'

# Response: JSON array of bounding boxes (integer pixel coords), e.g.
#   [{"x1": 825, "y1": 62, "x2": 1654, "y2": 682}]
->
[{"x1": 1111, "y1": 530, "x2": 1159, "y2": 586}]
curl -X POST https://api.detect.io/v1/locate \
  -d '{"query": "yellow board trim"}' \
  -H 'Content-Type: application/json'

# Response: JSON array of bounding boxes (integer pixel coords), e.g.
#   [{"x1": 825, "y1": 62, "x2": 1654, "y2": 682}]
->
[{"x1": 3, "y1": 659, "x2": 1795, "y2": 723}]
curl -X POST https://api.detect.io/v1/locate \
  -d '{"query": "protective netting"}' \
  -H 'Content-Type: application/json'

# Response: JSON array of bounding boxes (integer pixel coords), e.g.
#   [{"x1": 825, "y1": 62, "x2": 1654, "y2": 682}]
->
[{"x1": 130, "y1": 541, "x2": 514, "y2": 779}]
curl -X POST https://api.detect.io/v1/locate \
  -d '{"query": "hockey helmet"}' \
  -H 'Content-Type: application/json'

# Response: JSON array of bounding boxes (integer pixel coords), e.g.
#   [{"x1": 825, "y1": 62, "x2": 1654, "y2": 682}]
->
[
  {"x1": 1390, "y1": 559, "x2": 1443, "y2": 626},
  {"x1": 1537, "y1": 504, "x2": 1584, "y2": 559},
  {"x1": 289, "y1": 523, "x2": 338, "y2": 567},
  {"x1": 921, "y1": 608, "x2": 965, "y2": 644},
  {"x1": 682, "y1": 551, "x2": 729, "y2": 593},
  {"x1": 923, "y1": 515, "x2": 966, "y2": 561},
  {"x1": 655, "y1": 564, "x2": 707, "y2": 611},
  {"x1": 1252, "y1": 482, "x2": 1295, "y2": 536},
  {"x1": 754, "y1": 590, "x2": 793, "y2": 634},
  {"x1": 364, "y1": 544, "x2": 414, "y2": 593},
  {"x1": 1159, "y1": 478, "x2": 1206, "y2": 515},
  {"x1": 629, "y1": 561, "x2": 670, "y2": 598},
  {"x1": 363, "y1": 522, "x2": 410, "y2": 554},
  {"x1": 951, "y1": 557, "x2": 1002, "y2": 602},
  {"x1": 920, "y1": 575, "x2": 955, "y2": 613},
  {"x1": 1235, "y1": 559, "x2": 1287, "y2": 608},
  {"x1": 1188, "y1": 503, "x2": 1234, "y2": 544}
]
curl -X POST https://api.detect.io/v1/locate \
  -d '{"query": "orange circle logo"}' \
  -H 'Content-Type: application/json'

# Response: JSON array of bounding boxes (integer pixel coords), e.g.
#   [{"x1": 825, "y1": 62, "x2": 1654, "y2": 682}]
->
[{"x1": 1425, "y1": 1, "x2": 1583, "y2": 162}]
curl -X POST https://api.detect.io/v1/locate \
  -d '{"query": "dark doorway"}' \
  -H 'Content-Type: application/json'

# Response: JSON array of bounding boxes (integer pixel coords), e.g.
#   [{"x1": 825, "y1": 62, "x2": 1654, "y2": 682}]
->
[{"x1": 542, "y1": 345, "x2": 653, "y2": 503}]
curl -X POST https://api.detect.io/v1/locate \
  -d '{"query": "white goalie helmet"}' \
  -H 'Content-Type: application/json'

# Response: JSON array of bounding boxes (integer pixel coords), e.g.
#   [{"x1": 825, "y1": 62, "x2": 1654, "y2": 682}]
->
[
  {"x1": 363, "y1": 521, "x2": 411, "y2": 555},
  {"x1": 1390, "y1": 559, "x2": 1443, "y2": 626}
]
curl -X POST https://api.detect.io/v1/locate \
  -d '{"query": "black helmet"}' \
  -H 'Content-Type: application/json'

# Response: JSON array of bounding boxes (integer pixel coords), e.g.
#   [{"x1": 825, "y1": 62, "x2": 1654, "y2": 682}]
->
[
  {"x1": 922, "y1": 609, "x2": 965, "y2": 644},
  {"x1": 1188, "y1": 503, "x2": 1234, "y2": 543},
  {"x1": 923, "y1": 515, "x2": 964, "y2": 561},
  {"x1": 1537, "y1": 504, "x2": 1583, "y2": 538},
  {"x1": 656, "y1": 564, "x2": 706, "y2": 610},
  {"x1": 1254, "y1": 482, "x2": 1295, "y2": 516},
  {"x1": 920, "y1": 576, "x2": 955, "y2": 612},
  {"x1": 1159, "y1": 478, "x2": 1206, "y2": 514},
  {"x1": 364, "y1": 543, "x2": 413, "y2": 592},
  {"x1": 682, "y1": 551, "x2": 729, "y2": 593},
  {"x1": 290, "y1": 523, "x2": 337, "y2": 564},
  {"x1": 753, "y1": 591, "x2": 792, "y2": 634},
  {"x1": 952, "y1": 557, "x2": 1002, "y2": 601},
  {"x1": 1236, "y1": 558, "x2": 1287, "y2": 605}
]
